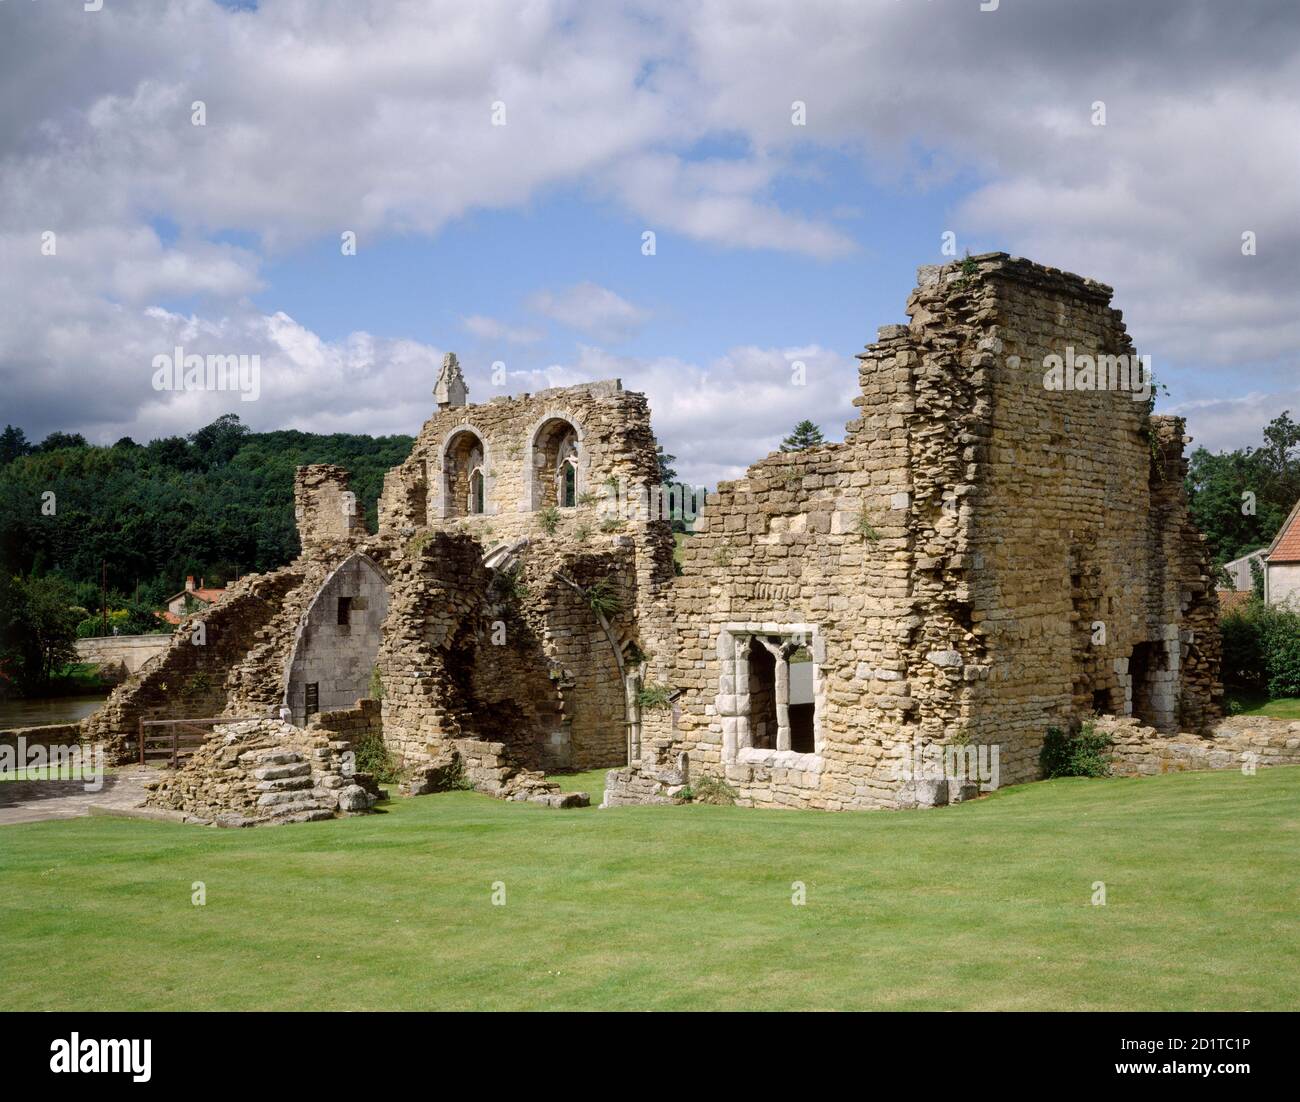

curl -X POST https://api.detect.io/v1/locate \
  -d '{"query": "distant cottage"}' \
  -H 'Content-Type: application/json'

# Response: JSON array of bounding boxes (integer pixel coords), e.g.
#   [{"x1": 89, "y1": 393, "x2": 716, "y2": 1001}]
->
[
  {"x1": 159, "y1": 575, "x2": 226, "y2": 625},
  {"x1": 1263, "y1": 500, "x2": 1300, "y2": 607}
]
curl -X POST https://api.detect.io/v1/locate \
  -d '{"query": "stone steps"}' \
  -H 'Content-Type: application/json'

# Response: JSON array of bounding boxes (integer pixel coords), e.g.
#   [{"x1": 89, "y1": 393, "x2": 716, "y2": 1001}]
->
[
  {"x1": 256, "y1": 776, "x2": 314, "y2": 792},
  {"x1": 252, "y1": 760, "x2": 311, "y2": 781}
]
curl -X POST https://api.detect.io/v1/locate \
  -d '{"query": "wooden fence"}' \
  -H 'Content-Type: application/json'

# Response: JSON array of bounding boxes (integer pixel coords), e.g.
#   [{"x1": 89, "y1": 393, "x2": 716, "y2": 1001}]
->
[{"x1": 137, "y1": 716, "x2": 265, "y2": 767}]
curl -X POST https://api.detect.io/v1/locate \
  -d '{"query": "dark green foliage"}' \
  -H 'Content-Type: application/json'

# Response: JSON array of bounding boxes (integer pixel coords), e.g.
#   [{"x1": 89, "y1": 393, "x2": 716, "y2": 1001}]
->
[
  {"x1": 75, "y1": 598, "x2": 170, "y2": 638},
  {"x1": 0, "y1": 425, "x2": 32, "y2": 465},
  {"x1": 585, "y1": 577, "x2": 623, "y2": 619},
  {"x1": 1222, "y1": 599, "x2": 1300, "y2": 698},
  {"x1": 0, "y1": 414, "x2": 413, "y2": 601},
  {"x1": 538, "y1": 506, "x2": 561, "y2": 535},
  {"x1": 779, "y1": 420, "x2": 825, "y2": 453},
  {"x1": 0, "y1": 574, "x2": 81, "y2": 693},
  {"x1": 1040, "y1": 722, "x2": 1112, "y2": 779},
  {"x1": 440, "y1": 757, "x2": 474, "y2": 791},
  {"x1": 353, "y1": 732, "x2": 401, "y2": 785},
  {"x1": 37, "y1": 431, "x2": 89, "y2": 453},
  {"x1": 491, "y1": 564, "x2": 528, "y2": 602},
  {"x1": 635, "y1": 682, "x2": 673, "y2": 710},
  {"x1": 676, "y1": 775, "x2": 737, "y2": 805},
  {"x1": 655, "y1": 444, "x2": 677, "y2": 485},
  {"x1": 1186, "y1": 410, "x2": 1300, "y2": 570},
  {"x1": 1221, "y1": 604, "x2": 1266, "y2": 690}
]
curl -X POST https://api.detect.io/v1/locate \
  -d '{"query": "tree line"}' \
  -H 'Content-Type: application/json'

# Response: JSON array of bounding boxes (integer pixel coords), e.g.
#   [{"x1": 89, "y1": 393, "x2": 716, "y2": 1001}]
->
[
  {"x1": 0, "y1": 414, "x2": 411, "y2": 695},
  {"x1": 1186, "y1": 411, "x2": 1300, "y2": 577}
]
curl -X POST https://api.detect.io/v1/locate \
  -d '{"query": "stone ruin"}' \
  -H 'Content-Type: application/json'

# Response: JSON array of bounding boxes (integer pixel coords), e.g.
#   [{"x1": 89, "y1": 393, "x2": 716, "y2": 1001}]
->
[{"x1": 80, "y1": 253, "x2": 1286, "y2": 824}]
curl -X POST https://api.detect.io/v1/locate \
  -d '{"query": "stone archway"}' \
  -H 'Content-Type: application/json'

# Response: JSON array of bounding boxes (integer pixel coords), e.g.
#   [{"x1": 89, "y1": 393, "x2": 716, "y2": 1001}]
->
[
  {"x1": 282, "y1": 553, "x2": 390, "y2": 726},
  {"x1": 440, "y1": 426, "x2": 489, "y2": 518},
  {"x1": 523, "y1": 414, "x2": 586, "y2": 511}
]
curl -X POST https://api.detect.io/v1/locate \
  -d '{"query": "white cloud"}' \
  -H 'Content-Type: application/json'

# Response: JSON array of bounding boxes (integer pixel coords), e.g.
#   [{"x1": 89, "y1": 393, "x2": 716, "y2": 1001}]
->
[
  {"x1": 1169, "y1": 390, "x2": 1300, "y2": 456},
  {"x1": 599, "y1": 153, "x2": 857, "y2": 260},
  {"x1": 461, "y1": 314, "x2": 544, "y2": 345},
  {"x1": 1, "y1": 0, "x2": 1297, "y2": 462},
  {"x1": 521, "y1": 342, "x2": 859, "y2": 487},
  {"x1": 528, "y1": 283, "x2": 650, "y2": 342}
]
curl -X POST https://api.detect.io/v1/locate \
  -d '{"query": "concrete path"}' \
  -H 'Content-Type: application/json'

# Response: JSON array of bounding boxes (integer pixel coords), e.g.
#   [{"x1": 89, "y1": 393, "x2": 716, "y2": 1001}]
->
[{"x1": 0, "y1": 767, "x2": 155, "y2": 826}]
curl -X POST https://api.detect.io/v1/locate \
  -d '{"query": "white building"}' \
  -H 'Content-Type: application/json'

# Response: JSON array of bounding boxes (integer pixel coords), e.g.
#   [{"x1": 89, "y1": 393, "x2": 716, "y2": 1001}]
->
[
  {"x1": 1221, "y1": 548, "x2": 1266, "y2": 592},
  {"x1": 1264, "y1": 501, "x2": 1300, "y2": 608}
]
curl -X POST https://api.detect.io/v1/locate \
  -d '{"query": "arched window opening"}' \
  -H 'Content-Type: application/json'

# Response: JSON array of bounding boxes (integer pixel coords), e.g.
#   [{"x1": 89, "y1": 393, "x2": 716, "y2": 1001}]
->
[
  {"x1": 443, "y1": 430, "x2": 485, "y2": 518},
  {"x1": 559, "y1": 456, "x2": 577, "y2": 508},
  {"x1": 469, "y1": 467, "x2": 485, "y2": 515},
  {"x1": 530, "y1": 418, "x2": 582, "y2": 510}
]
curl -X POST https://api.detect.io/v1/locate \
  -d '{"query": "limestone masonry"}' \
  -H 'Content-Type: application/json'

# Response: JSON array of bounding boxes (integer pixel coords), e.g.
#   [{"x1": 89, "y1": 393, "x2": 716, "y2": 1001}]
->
[{"x1": 77, "y1": 256, "x2": 1260, "y2": 823}]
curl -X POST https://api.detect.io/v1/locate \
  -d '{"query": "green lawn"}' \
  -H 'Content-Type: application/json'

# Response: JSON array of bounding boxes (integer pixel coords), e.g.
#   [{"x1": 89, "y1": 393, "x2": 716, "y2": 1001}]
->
[
  {"x1": 1224, "y1": 689, "x2": 1300, "y2": 720},
  {"x1": 2, "y1": 766, "x2": 1298, "y2": 1011}
]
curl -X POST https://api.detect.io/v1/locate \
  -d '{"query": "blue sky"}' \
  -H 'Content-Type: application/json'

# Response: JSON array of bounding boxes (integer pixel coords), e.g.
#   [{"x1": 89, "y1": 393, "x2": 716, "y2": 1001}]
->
[
  {"x1": 1, "y1": 0, "x2": 1297, "y2": 485},
  {"x1": 247, "y1": 162, "x2": 966, "y2": 363}
]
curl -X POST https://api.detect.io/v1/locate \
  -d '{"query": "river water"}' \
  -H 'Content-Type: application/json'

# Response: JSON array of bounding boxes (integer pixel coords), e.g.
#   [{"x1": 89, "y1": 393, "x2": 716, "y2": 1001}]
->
[{"x1": 0, "y1": 694, "x2": 109, "y2": 729}]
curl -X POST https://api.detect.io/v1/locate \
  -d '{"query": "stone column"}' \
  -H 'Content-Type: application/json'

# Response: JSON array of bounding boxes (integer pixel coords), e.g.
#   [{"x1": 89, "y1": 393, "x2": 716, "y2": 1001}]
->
[
  {"x1": 757, "y1": 637, "x2": 791, "y2": 751},
  {"x1": 625, "y1": 668, "x2": 643, "y2": 764},
  {"x1": 732, "y1": 633, "x2": 749, "y2": 753}
]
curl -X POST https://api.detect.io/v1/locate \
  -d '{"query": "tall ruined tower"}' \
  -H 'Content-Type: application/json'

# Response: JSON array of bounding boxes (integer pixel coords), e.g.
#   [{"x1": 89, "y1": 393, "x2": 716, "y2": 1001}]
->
[{"x1": 652, "y1": 253, "x2": 1222, "y2": 810}]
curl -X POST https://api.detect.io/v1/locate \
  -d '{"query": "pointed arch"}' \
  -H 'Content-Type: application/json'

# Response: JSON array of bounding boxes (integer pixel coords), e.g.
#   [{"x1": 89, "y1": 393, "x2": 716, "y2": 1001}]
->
[
  {"x1": 524, "y1": 413, "x2": 586, "y2": 510},
  {"x1": 440, "y1": 426, "x2": 491, "y2": 518},
  {"x1": 282, "y1": 552, "x2": 390, "y2": 726}
]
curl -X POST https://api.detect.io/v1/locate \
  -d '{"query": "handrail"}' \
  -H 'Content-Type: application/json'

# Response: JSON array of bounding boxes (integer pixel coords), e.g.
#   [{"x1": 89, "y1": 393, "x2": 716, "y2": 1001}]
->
[{"x1": 136, "y1": 716, "x2": 268, "y2": 767}]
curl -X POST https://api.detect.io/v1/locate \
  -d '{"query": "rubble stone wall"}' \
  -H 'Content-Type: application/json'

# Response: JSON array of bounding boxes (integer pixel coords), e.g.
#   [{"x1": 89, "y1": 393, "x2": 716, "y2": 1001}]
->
[
  {"x1": 376, "y1": 529, "x2": 642, "y2": 774},
  {"x1": 82, "y1": 566, "x2": 310, "y2": 761},
  {"x1": 374, "y1": 380, "x2": 675, "y2": 774},
  {"x1": 652, "y1": 254, "x2": 1223, "y2": 811},
  {"x1": 1095, "y1": 713, "x2": 1300, "y2": 775},
  {"x1": 143, "y1": 718, "x2": 379, "y2": 826},
  {"x1": 306, "y1": 698, "x2": 383, "y2": 750},
  {"x1": 378, "y1": 380, "x2": 660, "y2": 538},
  {"x1": 296, "y1": 464, "x2": 366, "y2": 549}
]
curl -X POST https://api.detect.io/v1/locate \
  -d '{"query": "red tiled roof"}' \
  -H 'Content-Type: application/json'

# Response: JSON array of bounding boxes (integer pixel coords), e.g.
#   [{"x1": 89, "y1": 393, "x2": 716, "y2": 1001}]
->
[
  {"x1": 1216, "y1": 589, "x2": 1253, "y2": 616},
  {"x1": 164, "y1": 586, "x2": 226, "y2": 605},
  {"x1": 1267, "y1": 499, "x2": 1300, "y2": 563}
]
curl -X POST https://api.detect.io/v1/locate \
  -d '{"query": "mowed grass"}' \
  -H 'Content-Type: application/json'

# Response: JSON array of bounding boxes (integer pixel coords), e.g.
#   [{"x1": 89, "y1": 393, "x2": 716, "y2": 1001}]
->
[
  {"x1": 1225, "y1": 690, "x2": 1300, "y2": 720},
  {"x1": 2, "y1": 767, "x2": 1298, "y2": 1011}
]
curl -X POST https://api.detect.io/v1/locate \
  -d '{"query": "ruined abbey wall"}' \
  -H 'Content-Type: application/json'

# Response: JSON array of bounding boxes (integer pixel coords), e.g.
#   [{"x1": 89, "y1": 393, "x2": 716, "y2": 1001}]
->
[
  {"x1": 372, "y1": 379, "x2": 675, "y2": 775},
  {"x1": 642, "y1": 254, "x2": 1223, "y2": 811},
  {"x1": 88, "y1": 254, "x2": 1224, "y2": 821},
  {"x1": 378, "y1": 380, "x2": 661, "y2": 535},
  {"x1": 82, "y1": 565, "x2": 311, "y2": 760}
]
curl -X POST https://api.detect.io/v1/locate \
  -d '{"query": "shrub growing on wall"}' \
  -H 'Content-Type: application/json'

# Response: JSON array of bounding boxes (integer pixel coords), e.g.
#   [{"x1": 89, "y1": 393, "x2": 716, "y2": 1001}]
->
[
  {"x1": 353, "y1": 732, "x2": 400, "y2": 784},
  {"x1": 1040, "y1": 722, "x2": 1112, "y2": 779}
]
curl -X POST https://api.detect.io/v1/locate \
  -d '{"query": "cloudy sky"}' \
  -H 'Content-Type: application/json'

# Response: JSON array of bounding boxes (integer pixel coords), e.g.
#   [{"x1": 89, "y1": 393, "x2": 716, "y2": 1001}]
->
[{"x1": 1, "y1": 0, "x2": 1297, "y2": 485}]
